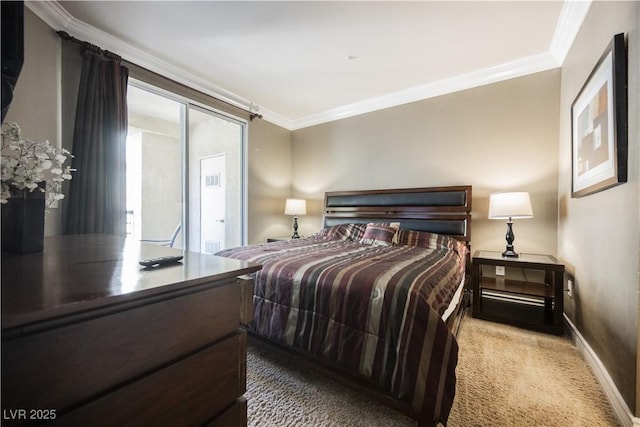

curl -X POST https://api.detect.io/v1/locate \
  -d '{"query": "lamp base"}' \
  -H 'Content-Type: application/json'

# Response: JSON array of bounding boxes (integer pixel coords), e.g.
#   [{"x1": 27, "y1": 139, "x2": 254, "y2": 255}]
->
[
  {"x1": 291, "y1": 216, "x2": 300, "y2": 239},
  {"x1": 502, "y1": 220, "x2": 518, "y2": 257},
  {"x1": 502, "y1": 248, "x2": 519, "y2": 258}
]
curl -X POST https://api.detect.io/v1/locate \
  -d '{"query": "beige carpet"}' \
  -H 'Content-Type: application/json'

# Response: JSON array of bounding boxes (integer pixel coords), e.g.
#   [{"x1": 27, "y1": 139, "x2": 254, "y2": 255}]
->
[{"x1": 246, "y1": 317, "x2": 619, "y2": 426}]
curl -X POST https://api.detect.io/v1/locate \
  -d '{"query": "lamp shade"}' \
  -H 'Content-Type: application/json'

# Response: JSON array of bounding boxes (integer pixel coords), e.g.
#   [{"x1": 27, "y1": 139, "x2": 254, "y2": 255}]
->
[
  {"x1": 284, "y1": 198, "x2": 306, "y2": 216},
  {"x1": 488, "y1": 192, "x2": 533, "y2": 219}
]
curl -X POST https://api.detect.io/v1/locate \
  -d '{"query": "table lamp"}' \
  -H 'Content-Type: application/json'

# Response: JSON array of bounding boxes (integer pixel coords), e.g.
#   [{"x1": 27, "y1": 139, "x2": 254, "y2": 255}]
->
[
  {"x1": 285, "y1": 198, "x2": 306, "y2": 239},
  {"x1": 488, "y1": 192, "x2": 533, "y2": 258}
]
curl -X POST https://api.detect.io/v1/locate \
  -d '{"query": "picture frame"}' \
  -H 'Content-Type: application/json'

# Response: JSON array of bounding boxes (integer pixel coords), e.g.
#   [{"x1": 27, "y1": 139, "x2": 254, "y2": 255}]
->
[{"x1": 571, "y1": 33, "x2": 627, "y2": 198}]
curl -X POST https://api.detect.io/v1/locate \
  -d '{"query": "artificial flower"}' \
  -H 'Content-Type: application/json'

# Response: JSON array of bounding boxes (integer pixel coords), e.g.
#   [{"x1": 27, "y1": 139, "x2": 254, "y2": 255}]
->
[{"x1": 1, "y1": 123, "x2": 74, "y2": 207}]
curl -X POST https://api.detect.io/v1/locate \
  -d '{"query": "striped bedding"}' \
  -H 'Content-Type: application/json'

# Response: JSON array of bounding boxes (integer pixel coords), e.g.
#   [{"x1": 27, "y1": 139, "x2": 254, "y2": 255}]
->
[{"x1": 217, "y1": 229, "x2": 468, "y2": 426}]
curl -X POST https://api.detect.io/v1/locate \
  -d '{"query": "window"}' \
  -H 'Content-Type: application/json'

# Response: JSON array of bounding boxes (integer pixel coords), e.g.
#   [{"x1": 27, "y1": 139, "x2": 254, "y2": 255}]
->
[{"x1": 126, "y1": 81, "x2": 246, "y2": 251}]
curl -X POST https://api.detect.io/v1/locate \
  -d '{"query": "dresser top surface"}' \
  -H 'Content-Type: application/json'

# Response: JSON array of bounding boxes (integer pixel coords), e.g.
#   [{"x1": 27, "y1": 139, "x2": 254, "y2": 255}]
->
[{"x1": 1, "y1": 234, "x2": 261, "y2": 330}]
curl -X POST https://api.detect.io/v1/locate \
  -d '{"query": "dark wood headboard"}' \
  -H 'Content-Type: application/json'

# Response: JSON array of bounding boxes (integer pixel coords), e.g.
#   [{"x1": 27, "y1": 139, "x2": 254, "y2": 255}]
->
[{"x1": 323, "y1": 185, "x2": 472, "y2": 247}]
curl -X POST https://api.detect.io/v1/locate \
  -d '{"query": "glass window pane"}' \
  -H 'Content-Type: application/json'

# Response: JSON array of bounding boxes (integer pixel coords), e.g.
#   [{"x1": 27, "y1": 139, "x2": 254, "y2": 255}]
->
[
  {"x1": 188, "y1": 107, "x2": 243, "y2": 253},
  {"x1": 127, "y1": 85, "x2": 184, "y2": 249}
]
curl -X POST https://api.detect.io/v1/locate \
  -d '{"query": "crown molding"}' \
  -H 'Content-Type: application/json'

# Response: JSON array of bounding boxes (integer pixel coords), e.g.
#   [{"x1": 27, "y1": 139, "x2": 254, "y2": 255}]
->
[
  {"x1": 24, "y1": 1, "x2": 289, "y2": 125},
  {"x1": 290, "y1": 52, "x2": 560, "y2": 130},
  {"x1": 26, "y1": 0, "x2": 72, "y2": 28},
  {"x1": 549, "y1": 0, "x2": 593, "y2": 64},
  {"x1": 293, "y1": 0, "x2": 592, "y2": 130},
  {"x1": 26, "y1": 0, "x2": 588, "y2": 132}
]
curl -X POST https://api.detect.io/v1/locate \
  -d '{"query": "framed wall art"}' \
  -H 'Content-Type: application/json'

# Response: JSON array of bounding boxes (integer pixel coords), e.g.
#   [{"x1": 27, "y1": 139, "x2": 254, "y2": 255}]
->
[{"x1": 571, "y1": 33, "x2": 627, "y2": 198}]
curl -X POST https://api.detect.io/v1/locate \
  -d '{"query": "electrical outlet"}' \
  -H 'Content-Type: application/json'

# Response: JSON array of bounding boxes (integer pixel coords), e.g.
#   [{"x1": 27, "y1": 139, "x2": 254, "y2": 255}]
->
[
  {"x1": 495, "y1": 266, "x2": 505, "y2": 276},
  {"x1": 567, "y1": 279, "x2": 573, "y2": 297}
]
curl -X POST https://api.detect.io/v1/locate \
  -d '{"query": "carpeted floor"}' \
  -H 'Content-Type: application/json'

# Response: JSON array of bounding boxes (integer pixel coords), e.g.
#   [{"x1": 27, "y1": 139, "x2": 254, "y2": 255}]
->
[{"x1": 246, "y1": 316, "x2": 619, "y2": 426}]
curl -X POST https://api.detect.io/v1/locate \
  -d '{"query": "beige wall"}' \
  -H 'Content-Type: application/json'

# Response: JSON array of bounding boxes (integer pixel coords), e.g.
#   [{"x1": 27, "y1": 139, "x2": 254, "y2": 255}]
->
[
  {"x1": 292, "y1": 70, "x2": 561, "y2": 255},
  {"x1": 247, "y1": 118, "x2": 292, "y2": 244},
  {"x1": 4, "y1": 9, "x2": 61, "y2": 236},
  {"x1": 558, "y1": 1, "x2": 639, "y2": 415}
]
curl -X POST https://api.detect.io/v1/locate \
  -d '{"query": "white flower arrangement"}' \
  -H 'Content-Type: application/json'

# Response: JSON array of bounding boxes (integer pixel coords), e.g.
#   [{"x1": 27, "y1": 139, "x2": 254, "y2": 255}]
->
[{"x1": 1, "y1": 122, "x2": 74, "y2": 207}]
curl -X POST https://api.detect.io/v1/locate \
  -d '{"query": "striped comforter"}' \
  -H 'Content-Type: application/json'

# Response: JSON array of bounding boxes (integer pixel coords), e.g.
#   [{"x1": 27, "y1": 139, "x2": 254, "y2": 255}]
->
[{"x1": 217, "y1": 234, "x2": 467, "y2": 425}]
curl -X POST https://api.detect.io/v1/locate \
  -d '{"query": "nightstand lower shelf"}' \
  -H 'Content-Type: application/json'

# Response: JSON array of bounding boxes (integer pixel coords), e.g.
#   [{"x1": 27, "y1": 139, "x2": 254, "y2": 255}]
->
[
  {"x1": 479, "y1": 277, "x2": 554, "y2": 299},
  {"x1": 473, "y1": 295, "x2": 562, "y2": 335}
]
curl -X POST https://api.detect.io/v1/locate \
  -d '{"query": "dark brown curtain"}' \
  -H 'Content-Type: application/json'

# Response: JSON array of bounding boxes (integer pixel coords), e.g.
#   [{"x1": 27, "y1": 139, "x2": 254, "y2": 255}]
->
[{"x1": 65, "y1": 48, "x2": 128, "y2": 235}]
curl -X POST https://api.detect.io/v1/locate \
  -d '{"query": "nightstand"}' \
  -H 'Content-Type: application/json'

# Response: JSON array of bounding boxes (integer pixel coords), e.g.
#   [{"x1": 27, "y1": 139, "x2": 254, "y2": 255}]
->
[
  {"x1": 267, "y1": 236, "x2": 295, "y2": 242},
  {"x1": 471, "y1": 250, "x2": 565, "y2": 335}
]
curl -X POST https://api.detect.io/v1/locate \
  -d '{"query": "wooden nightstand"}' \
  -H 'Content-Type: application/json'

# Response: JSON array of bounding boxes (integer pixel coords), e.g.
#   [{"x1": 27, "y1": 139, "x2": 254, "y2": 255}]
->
[
  {"x1": 267, "y1": 236, "x2": 295, "y2": 242},
  {"x1": 471, "y1": 250, "x2": 565, "y2": 335}
]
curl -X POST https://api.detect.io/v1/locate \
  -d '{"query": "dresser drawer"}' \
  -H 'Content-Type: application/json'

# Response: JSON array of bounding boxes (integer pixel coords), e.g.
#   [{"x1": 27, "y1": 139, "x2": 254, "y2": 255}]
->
[
  {"x1": 2, "y1": 279, "x2": 250, "y2": 413},
  {"x1": 204, "y1": 397, "x2": 247, "y2": 427},
  {"x1": 52, "y1": 331, "x2": 246, "y2": 426}
]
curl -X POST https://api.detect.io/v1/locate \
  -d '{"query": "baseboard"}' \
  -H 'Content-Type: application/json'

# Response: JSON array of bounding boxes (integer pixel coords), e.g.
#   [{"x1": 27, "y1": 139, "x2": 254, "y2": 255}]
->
[{"x1": 564, "y1": 314, "x2": 640, "y2": 427}]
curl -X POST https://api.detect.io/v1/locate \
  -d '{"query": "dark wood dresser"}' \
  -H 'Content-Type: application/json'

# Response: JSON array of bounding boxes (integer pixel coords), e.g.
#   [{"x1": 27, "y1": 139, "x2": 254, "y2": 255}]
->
[{"x1": 1, "y1": 234, "x2": 261, "y2": 426}]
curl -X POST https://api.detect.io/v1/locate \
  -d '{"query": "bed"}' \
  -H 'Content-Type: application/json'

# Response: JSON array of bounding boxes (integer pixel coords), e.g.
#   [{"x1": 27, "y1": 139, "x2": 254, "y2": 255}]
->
[{"x1": 216, "y1": 185, "x2": 472, "y2": 427}]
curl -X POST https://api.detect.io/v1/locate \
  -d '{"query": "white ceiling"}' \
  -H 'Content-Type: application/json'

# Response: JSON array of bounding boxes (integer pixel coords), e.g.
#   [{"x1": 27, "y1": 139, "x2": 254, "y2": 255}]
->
[{"x1": 27, "y1": 1, "x2": 591, "y2": 130}]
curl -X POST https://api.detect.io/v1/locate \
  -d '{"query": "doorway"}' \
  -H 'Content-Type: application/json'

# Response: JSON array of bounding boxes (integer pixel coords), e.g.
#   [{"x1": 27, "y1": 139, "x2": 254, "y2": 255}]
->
[{"x1": 200, "y1": 154, "x2": 225, "y2": 253}]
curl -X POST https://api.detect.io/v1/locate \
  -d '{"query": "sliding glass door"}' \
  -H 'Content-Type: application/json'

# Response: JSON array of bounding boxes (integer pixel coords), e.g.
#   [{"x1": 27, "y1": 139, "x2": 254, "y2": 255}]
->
[
  {"x1": 188, "y1": 106, "x2": 244, "y2": 252},
  {"x1": 126, "y1": 85, "x2": 184, "y2": 248},
  {"x1": 126, "y1": 81, "x2": 246, "y2": 252}
]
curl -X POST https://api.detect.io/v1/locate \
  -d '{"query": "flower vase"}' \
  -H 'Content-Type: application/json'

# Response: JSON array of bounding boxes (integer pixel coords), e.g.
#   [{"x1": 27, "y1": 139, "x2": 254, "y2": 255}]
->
[{"x1": 1, "y1": 186, "x2": 46, "y2": 253}]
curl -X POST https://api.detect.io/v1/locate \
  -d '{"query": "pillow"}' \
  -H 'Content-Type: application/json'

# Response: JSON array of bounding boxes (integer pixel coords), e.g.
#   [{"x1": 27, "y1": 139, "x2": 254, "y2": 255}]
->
[
  {"x1": 360, "y1": 223, "x2": 398, "y2": 246},
  {"x1": 395, "y1": 229, "x2": 455, "y2": 251},
  {"x1": 313, "y1": 223, "x2": 367, "y2": 241},
  {"x1": 396, "y1": 229, "x2": 469, "y2": 259}
]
